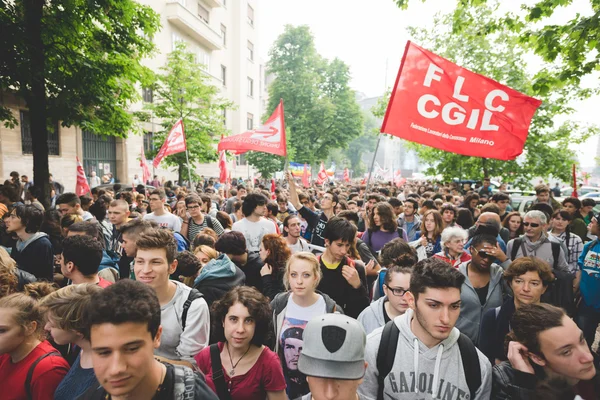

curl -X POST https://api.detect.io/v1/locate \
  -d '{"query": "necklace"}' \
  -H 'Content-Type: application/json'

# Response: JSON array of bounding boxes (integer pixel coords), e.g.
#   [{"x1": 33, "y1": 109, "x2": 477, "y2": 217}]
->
[{"x1": 226, "y1": 342, "x2": 251, "y2": 376}]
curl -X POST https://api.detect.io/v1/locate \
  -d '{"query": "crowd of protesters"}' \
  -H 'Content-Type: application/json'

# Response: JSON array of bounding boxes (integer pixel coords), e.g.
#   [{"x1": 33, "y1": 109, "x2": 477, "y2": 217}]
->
[{"x1": 0, "y1": 170, "x2": 598, "y2": 399}]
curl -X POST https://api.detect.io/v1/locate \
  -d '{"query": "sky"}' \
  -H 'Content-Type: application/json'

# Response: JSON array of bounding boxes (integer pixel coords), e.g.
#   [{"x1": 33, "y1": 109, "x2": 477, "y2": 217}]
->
[{"x1": 258, "y1": 0, "x2": 600, "y2": 168}]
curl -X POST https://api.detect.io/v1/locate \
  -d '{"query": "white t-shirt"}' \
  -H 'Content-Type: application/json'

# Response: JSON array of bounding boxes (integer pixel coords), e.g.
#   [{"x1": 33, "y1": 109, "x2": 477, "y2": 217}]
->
[
  {"x1": 143, "y1": 212, "x2": 182, "y2": 232},
  {"x1": 232, "y1": 217, "x2": 277, "y2": 252},
  {"x1": 287, "y1": 238, "x2": 309, "y2": 254}
]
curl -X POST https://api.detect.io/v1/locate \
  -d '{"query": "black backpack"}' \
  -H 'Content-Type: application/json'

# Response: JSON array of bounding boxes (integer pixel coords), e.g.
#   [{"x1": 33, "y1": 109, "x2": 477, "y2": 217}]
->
[
  {"x1": 376, "y1": 320, "x2": 481, "y2": 400},
  {"x1": 510, "y1": 238, "x2": 575, "y2": 316},
  {"x1": 25, "y1": 352, "x2": 61, "y2": 399},
  {"x1": 181, "y1": 288, "x2": 204, "y2": 330}
]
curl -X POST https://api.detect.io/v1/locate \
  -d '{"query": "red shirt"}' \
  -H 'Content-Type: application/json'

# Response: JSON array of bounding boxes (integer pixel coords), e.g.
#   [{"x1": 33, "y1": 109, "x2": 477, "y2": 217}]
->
[
  {"x1": 97, "y1": 277, "x2": 113, "y2": 288},
  {"x1": 0, "y1": 340, "x2": 69, "y2": 400},
  {"x1": 195, "y1": 342, "x2": 286, "y2": 400}
]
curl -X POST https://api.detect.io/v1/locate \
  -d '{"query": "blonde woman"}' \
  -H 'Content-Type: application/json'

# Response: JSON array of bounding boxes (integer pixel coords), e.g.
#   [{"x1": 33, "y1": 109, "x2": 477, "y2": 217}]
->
[
  {"x1": 270, "y1": 252, "x2": 342, "y2": 399},
  {"x1": 41, "y1": 284, "x2": 103, "y2": 399},
  {"x1": 0, "y1": 246, "x2": 37, "y2": 291}
]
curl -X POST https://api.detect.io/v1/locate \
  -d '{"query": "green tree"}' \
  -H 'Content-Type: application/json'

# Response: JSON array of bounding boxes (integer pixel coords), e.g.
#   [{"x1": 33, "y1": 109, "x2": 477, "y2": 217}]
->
[
  {"x1": 343, "y1": 109, "x2": 379, "y2": 177},
  {"x1": 144, "y1": 42, "x2": 233, "y2": 184},
  {"x1": 0, "y1": 0, "x2": 160, "y2": 207},
  {"x1": 246, "y1": 151, "x2": 286, "y2": 180},
  {"x1": 383, "y1": 3, "x2": 596, "y2": 187},
  {"x1": 266, "y1": 25, "x2": 363, "y2": 165}
]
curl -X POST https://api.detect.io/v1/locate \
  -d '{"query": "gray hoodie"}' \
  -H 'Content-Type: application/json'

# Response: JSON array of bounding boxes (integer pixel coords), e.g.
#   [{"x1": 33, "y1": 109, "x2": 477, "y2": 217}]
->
[
  {"x1": 503, "y1": 233, "x2": 569, "y2": 273},
  {"x1": 456, "y1": 262, "x2": 506, "y2": 345},
  {"x1": 357, "y1": 297, "x2": 387, "y2": 335},
  {"x1": 358, "y1": 309, "x2": 492, "y2": 400}
]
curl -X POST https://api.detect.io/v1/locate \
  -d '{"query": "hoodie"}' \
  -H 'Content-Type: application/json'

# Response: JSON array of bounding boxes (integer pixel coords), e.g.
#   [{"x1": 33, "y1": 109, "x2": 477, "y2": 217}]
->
[
  {"x1": 504, "y1": 233, "x2": 569, "y2": 273},
  {"x1": 357, "y1": 297, "x2": 387, "y2": 335},
  {"x1": 456, "y1": 261, "x2": 506, "y2": 345},
  {"x1": 397, "y1": 213, "x2": 421, "y2": 242},
  {"x1": 358, "y1": 309, "x2": 492, "y2": 400},
  {"x1": 11, "y1": 232, "x2": 53, "y2": 281},
  {"x1": 193, "y1": 254, "x2": 245, "y2": 306}
]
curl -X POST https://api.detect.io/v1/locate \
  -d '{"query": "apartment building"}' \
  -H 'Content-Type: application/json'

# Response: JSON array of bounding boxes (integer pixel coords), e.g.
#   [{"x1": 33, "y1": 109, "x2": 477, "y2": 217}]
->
[{"x1": 0, "y1": 0, "x2": 264, "y2": 190}]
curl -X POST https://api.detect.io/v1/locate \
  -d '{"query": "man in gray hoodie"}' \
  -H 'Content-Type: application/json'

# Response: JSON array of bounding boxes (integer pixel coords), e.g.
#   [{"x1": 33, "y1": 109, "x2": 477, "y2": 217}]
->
[{"x1": 358, "y1": 258, "x2": 492, "y2": 400}]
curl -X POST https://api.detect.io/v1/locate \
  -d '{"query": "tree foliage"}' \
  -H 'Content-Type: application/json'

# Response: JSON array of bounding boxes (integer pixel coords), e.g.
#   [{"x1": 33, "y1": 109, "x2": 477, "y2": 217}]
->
[
  {"x1": 245, "y1": 151, "x2": 286, "y2": 180},
  {"x1": 0, "y1": 0, "x2": 160, "y2": 206},
  {"x1": 266, "y1": 25, "x2": 363, "y2": 165},
  {"x1": 144, "y1": 42, "x2": 233, "y2": 184},
  {"x1": 387, "y1": 3, "x2": 597, "y2": 187}
]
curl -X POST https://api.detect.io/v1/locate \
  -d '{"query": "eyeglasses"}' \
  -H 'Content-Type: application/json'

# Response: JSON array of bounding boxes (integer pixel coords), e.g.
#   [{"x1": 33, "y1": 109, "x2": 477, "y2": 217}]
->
[
  {"x1": 385, "y1": 286, "x2": 409, "y2": 297},
  {"x1": 476, "y1": 250, "x2": 494, "y2": 259},
  {"x1": 522, "y1": 222, "x2": 540, "y2": 227},
  {"x1": 187, "y1": 205, "x2": 200, "y2": 210}
]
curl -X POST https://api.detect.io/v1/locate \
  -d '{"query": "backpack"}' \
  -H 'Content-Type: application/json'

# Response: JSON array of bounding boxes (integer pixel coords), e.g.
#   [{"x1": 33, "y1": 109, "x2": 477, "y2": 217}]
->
[
  {"x1": 377, "y1": 268, "x2": 387, "y2": 299},
  {"x1": 181, "y1": 288, "x2": 204, "y2": 330},
  {"x1": 173, "y1": 231, "x2": 190, "y2": 252},
  {"x1": 376, "y1": 320, "x2": 481, "y2": 400},
  {"x1": 25, "y1": 352, "x2": 61, "y2": 399},
  {"x1": 510, "y1": 237, "x2": 575, "y2": 316}
]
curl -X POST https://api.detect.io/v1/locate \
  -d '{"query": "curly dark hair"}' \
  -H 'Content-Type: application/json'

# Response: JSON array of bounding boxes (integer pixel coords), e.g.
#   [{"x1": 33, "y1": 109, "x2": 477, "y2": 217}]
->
[
  {"x1": 368, "y1": 202, "x2": 398, "y2": 232},
  {"x1": 379, "y1": 238, "x2": 418, "y2": 268},
  {"x1": 210, "y1": 286, "x2": 273, "y2": 347},
  {"x1": 262, "y1": 233, "x2": 291, "y2": 279}
]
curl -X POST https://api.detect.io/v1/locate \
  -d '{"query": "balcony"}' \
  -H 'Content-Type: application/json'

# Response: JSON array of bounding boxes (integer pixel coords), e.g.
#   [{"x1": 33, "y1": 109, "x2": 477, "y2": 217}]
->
[
  {"x1": 203, "y1": 0, "x2": 223, "y2": 8},
  {"x1": 165, "y1": 1, "x2": 224, "y2": 51}
]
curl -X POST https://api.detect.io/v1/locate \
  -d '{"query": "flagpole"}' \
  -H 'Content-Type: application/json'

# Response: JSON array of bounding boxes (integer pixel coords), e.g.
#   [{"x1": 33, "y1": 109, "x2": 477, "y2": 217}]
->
[{"x1": 364, "y1": 134, "x2": 382, "y2": 197}]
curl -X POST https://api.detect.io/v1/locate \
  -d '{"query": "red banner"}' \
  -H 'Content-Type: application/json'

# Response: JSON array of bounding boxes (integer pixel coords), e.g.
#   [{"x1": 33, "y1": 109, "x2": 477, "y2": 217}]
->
[
  {"x1": 219, "y1": 150, "x2": 227, "y2": 184},
  {"x1": 218, "y1": 100, "x2": 287, "y2": 157},
  {"x1": 381, "y1": 41, "x2": 542, "y2": 161},
  {"x1": 141, "y1": 146, "x2": 151, "y2": 184},
  {"x1": 76, "y1": 157, "x2": 90, "y2": 196},
  {"x1": 316, "y1": 162, "x2": 327, "y2": 185},
  {"x1": 343, "y1": 168, "x2": 350, "y2": 183},
  {"x1": 572, "y1": 164, "x2": 578, "y2": 198},
  {"x1": 153, "y1": 119, "x2": 187, "y2": 168}
]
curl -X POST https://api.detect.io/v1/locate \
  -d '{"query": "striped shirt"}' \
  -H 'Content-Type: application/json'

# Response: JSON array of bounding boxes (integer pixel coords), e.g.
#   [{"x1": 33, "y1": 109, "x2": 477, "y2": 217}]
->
[{"x1": 550, "y1": 231, "x2": 583, "y2": 273}]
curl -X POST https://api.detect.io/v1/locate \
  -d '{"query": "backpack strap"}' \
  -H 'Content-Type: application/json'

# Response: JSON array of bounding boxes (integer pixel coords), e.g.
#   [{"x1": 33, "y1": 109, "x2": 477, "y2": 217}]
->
[
  {"x1": 550, "y1": 241, "x2": 560, "y2": 270},
  {"x1": 210, "y1": 344, "x2": 232, "y2": 400},
  {"x1": 181, "y1": 288, "x2": 204, "y2": 330},
  {"x1": 376, "y1": 320, "x2": 400, "y2": 400},
  {"x1": 206, "y1": 215, "x2": 214, "y2": 230},
  {"x1": 377, "y1": 268, "x2": 387, "y2": 299},
  {"x1": 25, "y1": 351, "x2": 61, "y2": 399},
  {"x1": 457, "y1": 333, "x2": 481, "y2": 400},
  {"x1": 510, "y1": 237, "x2": 522, "y2": 261}
]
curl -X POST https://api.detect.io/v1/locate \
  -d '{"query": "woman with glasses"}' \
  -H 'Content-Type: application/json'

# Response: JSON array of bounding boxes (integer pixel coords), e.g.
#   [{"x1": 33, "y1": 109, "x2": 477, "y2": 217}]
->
[
  {"x1": 433, "y1": 226, "x2": 471, "y2": 268},
  {"x1": 358, "y1": 264, "x2": 412, "y2": 335},
  {"x1": 181, "y1": 194, "x2": 224, "y2": 242}
]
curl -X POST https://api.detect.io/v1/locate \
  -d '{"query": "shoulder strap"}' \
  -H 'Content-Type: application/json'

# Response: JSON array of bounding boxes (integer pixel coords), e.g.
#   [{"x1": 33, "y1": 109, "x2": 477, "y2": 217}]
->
[
  {"x1": 376, "y1": 320, "x2": 400, "y2": 400},
  {"x1": 210, "y1": 344, "x2": 232, "y2": 400},
  {"x1": 551, "y1": 241, "x2": 560, "y2": 270},
  {"x1": 181, "y1": 288, "x2": 204, "y2": 330},
  {"x1": 457, "y1": 333, "x2": 481, "y2": 400},
  {"x1": 510, "y1": 237, "x2": 522, "y2": 261},
  {"x1": 378, "y1": 268, "x2": 387, "y2": 298},
  {"x1": 206, "y1": 215, "x2": 214, "y2": 229},
  {"x1": 25, "y1": 351, "x2": 61, "y2": 400}
]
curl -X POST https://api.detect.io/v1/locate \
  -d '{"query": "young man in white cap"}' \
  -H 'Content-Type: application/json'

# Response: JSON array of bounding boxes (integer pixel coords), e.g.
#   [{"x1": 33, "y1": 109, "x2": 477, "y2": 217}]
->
[{"x1": 296, "y1": 313, "x2": 370, "y2": 400}]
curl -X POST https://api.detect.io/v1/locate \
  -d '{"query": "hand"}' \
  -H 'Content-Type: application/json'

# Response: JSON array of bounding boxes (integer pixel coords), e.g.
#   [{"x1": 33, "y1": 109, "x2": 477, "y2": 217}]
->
[
  {"x1": 364, "y1": 259, "x2": 381, "y2": 277},
  {"x1": 420, "y1": 235, "x2": 428, "y2": 247},
  {"x1": 176, "y1": 208, "x2": 186, "y2": 218},
  {"x1": 342, "y1": 265, "x2": 361, "y2": 289},
  {"x1": 286, "y1": 171, "x2": 293, "y2": 182},
  {"x1": 507, "y1": 341, "x2": 535, "y2": 375},
  {"x1": 482, "y1": 243, "x2": 507, "y2": 262},
  {"x1": 260, "y1": 263, "x2": 272, "y2": 276}
]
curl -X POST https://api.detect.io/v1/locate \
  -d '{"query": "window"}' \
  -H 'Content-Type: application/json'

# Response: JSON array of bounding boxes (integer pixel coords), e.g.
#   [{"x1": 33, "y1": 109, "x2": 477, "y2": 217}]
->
[
  {"x1": 221, "y1": 109, "x2": 227, "y2": 126},
  {"x1": 221, "y1": 65, "x2": 227, "y2": 86},
  {"x1": 172, "y1": 32, "x2": 184, "y2": 51},
  {"x1": 247, "y1": 113, "x2": 254, "y2": 130},
  {"x1": 20, "y1": 111, "x2": 59, "y2": 155},
  {"x1": 143, "y1": 132, "x2": 154, "y2": 152},
  {"x1": 220, "y1": 24, "x2": 227, "y2": 47},
  {"x1": 198, "y1": 48, "x2": 210, "y2": 70},
  {"x1": 247, "y1": 77, "x2": 253, "y2": 97},
  {"x1": 197, "y1": 3, "x2": 209, "y2": 23},
  {"x1": 142, "y1": 88, "x2": 153, "y2": 103},
  {"x1": 247, "y1": 4, "x2": 254, "y2": 26},
  {"x1": 247, "y1": 41, "x2": 254, "y2": 61}
]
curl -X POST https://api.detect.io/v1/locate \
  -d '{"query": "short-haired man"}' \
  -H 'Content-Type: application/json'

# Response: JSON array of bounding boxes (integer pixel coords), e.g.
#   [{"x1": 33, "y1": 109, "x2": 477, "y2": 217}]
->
[
  {"x1": 225, "y1": 185, "x2": 246, "y2": 213},
  {"x1": 532, "y1": 184, "x2": 561, "y2": 212},
  {"x1": 397, "y1": 198, "x2": 421, "y2": 242},
  {"x1": 297, "y1": 314, "x2": 368, "y2": 400},
  {"x1": 81, "y1": 280, "x2": 218, "y2": 399},
  {"x1": 231, "y1": 192, "x2": 277, "y2": 252},
  {"x1": 387, "y1": 198, "x2": 404, "y2": 218},
  {"x1": 68, "y1": 221, "x2": 120, "y2": 282},
  {"x1": 505, "y1": 210, "x2": 570, "y2": 273},
  {"x1": 562, "y1": 197, "x2": 589, "y2": 242},
  {"x1": 283, "y1": 215, "x2": 309, "y2": 253},
  {"x1": 288, "y1": 172, "x2": 337, "y2": 248},
  {"x1": 107, "y1": 199, "x2": 131, "y2": 254},
  {"x1": 215, "y1": 230, "x2": 264, "y2": 292},
  {"x1": 490, "y1": 192, "x2": 511, "y2": 221},
  {"x1": 465, "y1": 212, "x2": 508, "y2": 252},
  {"x1": 317, "y1": 217, "x2": 369, "y2": 318},
  {"x1": 119, "y1": 218, "x2": 157, "y2": 279},
  {"x1": 581, "y1": 198, "x2": 596, "y2": 226},
  {"x1": 134, "y1": 228, "x2": 210, "y2": 365},
  {"x1": 440, "y1": 203, "x2": 457, "y2": 229},
  {"x1": 478, "y1": 177, "x2": 493, "y2": 197},
  {"x1": 56, "y1": 192, "x2": 94, "y2": 221},
  {"x1": 60, "y1": 234, "x2": 112, "y2": 287},
  {"x1": 359, "y1": 258, "x2": 492, "y2": 400},
  {"x1": 143, "y1": 189, "x2": 182, "y2": 232}
]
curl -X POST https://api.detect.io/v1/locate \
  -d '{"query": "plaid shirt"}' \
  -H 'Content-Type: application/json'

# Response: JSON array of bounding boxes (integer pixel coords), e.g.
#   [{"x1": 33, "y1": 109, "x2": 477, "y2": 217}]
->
[{"x1": 550, "y1": 231, "x2": 583, "y2": 273}]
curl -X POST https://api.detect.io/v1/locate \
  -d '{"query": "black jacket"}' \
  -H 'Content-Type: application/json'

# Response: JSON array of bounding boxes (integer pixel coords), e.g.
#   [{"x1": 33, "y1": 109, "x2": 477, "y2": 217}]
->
[
  {"x1": 11, "y1": 234, "x2": 53, "y2": 281},
  {"x1": 13, "y1": 268, "x2": 37, "y2": 291},
  {"x1": 479, "y1": 296, "x2": 516, "y2": 364},
  {"x1": 317, "y1": 256, "x2": 369, "y2": 319},
  {"x1": 194, "y1": 265, "x2": 245, "y2": 307},
  {"x1": 234, "y1": 252, "x2": 264, "y2": 293}
]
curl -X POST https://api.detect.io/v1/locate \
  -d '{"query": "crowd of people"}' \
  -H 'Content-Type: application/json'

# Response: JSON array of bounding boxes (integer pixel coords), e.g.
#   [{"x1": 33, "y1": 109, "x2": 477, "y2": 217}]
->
[{"x1": 0, "y1": 170, "x2": 599, "y2": 399}]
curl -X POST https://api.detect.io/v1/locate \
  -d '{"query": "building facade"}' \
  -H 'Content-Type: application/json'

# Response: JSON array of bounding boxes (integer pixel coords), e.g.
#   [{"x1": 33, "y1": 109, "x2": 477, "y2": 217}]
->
[{"x1": 0, "y1": 0, "x2": 264, "y2": 191}]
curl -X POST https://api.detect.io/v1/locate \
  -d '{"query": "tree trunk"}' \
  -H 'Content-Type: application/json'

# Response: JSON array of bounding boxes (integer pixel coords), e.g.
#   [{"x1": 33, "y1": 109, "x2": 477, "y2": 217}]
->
[
  {"x1": 24, "y1": 0, "x2": 50, "y2": 209},
  {"x1": 178, "y1": 163, "x2": 184, "y2": 186}
]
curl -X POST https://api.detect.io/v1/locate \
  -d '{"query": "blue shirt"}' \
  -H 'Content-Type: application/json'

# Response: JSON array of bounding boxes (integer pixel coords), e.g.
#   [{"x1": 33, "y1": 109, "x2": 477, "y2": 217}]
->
[
  {"x1": 579, "y1": 240, "x2": 600, "y2": 309},
  {"x1": 54, "y1": 353, "x2": 98, "y2": 400}
]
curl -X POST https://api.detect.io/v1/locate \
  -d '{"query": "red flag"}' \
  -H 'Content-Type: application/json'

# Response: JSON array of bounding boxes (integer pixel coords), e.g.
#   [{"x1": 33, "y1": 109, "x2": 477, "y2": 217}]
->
[
  {"x1": 153, "y1": 119, "x2": 187, "y2": 168},
  {"x1": 302, "y1": 163, "x2": 310, "y2": 188},
  {"x1": 316, "y1": 162, "x2": 328, "y2": 185},
  {"x1": 572, "y1": 164, "x2": 578, "y2": 198},
  {"x1": 141, "y1": 146, "x2": 151, "y2": 184},
  {"x1": 343, "y1": 168, "x2": 350, "y2": 183},
  {"x1": 76, "y1": 157, "x2": 90, "y2": 196},
  {"x1": 218, "y1": 100, "x2": 287, "y2": 156},
  {"x1": 218, "y1": 150, "x2": 228, "y2": 184},
  {"x1": 382, "y1": 41, "x2": 542, "y2": 161},
  {"x1": 270, "y1": 178, "x2": 276, "y2": 194}
]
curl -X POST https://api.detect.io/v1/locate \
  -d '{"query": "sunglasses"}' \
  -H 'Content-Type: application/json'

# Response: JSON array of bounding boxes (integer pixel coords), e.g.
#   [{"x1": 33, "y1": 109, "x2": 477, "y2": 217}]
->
[
  {"x1": 476, "y1": 250, "x2": 494, "y2": 259},
  {"x1": 522, "y1": 222, "x2": 540, "y2": 228}
]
